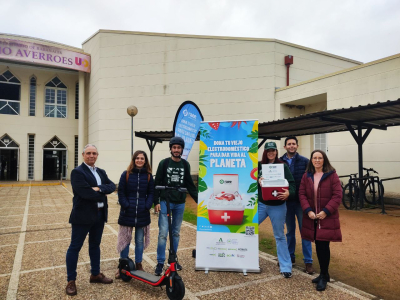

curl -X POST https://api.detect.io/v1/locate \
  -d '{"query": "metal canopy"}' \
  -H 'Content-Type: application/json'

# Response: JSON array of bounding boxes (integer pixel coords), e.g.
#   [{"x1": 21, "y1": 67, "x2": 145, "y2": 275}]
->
[
  {"x1": 136, "y1": 99, "x2": 400, "y2": 143},
  {"x1": 258, "y1": 99, "x2": 400, "y2": 140},
  {"x1": 135, "y1": 131, "x2": 185, "y2": 143}
]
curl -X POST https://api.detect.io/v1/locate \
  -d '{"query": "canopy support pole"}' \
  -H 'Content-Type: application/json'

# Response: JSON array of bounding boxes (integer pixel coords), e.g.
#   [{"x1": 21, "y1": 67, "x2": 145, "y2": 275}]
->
[
  {"x1": 258, "y1": 138, "x2": 267, "y2": 149},
  {"x1": 345, "y1": 124, "x2": 373, "y2": 209},
  {"x1": 145, "y1": 139, "x2": 158, "y2": 168}
]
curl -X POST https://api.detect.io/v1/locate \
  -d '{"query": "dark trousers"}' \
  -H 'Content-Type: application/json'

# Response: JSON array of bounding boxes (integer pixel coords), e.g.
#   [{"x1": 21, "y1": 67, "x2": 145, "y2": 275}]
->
[
  {"x1": 314, "y1": 220, "x2": 330, "y2": 275},
  {"x1": 315, "y1": 240, "x2": 330, "y2": 275},
  {"x1": 66, "y1": 210, "x2": 105, "y2": 281}
]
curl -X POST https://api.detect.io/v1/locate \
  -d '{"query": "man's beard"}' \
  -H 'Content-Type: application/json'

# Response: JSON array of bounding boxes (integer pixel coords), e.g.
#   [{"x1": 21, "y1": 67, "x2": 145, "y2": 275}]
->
[{"x1": 171, "y1": 150, "x2": 182, "y2": 158}]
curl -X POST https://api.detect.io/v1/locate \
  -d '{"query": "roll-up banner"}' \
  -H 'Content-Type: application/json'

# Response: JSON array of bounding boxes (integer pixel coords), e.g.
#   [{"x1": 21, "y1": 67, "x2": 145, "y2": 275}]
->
[
  {"x1": 196, "y1": 120, "x2": 259, "y2": 273},
  {"x1": 173, "y1": 101, "x2": 204, "y2": 160}
]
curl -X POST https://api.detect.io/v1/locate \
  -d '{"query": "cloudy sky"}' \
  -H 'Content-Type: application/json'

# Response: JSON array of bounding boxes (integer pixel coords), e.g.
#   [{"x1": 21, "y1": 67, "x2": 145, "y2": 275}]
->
[{"x1": 2, "y1": 0, "x2": 399, "y2": 63}]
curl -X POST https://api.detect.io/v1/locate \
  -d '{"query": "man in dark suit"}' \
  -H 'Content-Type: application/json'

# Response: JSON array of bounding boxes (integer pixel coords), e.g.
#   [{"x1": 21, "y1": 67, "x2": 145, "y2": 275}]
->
[{"x1": 65, "y1": 144, "x2": 116, "y2": 296}]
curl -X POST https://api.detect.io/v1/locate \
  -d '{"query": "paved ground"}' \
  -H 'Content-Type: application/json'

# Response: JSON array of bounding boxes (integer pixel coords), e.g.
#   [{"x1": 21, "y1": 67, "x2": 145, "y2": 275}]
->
[{"x1": 0, "y1": 184, "x2": 379, "y2": 299}]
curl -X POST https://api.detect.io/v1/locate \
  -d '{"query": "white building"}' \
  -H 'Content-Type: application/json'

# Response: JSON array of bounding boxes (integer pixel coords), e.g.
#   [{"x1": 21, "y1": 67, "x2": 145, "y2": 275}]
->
[{"x1": 1, "y1": 30, "x2": 399, "y2": 193}]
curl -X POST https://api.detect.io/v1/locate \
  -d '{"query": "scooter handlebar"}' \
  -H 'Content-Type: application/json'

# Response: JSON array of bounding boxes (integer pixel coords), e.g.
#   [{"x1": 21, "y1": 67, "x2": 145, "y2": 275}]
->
[
  {"x1": 155, "y1": 186, "x2": 188, "y2": 193},
  {"x1": 178, "y1": 187, "x2": 188, "y2": 193}
]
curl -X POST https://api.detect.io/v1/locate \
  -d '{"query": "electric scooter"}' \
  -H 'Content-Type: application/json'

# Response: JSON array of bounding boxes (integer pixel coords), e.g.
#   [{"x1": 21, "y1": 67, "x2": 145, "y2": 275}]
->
[{"x1": 118, "y1": 185, "x2": 187, "y2": 300}]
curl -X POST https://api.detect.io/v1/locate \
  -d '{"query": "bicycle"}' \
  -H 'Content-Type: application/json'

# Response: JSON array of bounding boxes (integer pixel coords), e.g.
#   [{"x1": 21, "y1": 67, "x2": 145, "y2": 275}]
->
[
  {"x1": 342, "y1": 168, "x2": 385, "y2": 209},
  {"x1": 362, "y1": 168, "x2": 384, "y2": 205},
  {"x1": 342, "y1": 173, "x2": 358, "y2": 209}
]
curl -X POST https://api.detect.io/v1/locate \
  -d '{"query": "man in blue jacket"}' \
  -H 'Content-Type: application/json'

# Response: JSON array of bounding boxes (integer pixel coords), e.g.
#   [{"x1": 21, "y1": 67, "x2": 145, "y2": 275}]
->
[
  {"x1": 280, "y1": 137, "x2": 314, "y2": 274},
  {"x1": 65, "y1": 144, "x2": 116, "y2": 296}
]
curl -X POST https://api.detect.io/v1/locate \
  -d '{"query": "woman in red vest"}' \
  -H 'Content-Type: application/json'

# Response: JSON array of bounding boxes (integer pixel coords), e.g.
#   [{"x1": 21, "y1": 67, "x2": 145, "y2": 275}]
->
[{"x1": 299, "y1": 150, "x2": 342, "y2": 291}]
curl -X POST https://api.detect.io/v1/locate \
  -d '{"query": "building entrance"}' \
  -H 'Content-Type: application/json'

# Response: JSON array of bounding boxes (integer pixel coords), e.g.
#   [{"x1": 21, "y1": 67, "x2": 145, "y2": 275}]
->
[
  {"x1": 0, "y1": 134, "x2": 19, "y2": 181},
  {"x1": 43, "y1": 150, "x2": 66, "y2": 180},
  {"x1": 43, "y1": 136, "x2": 67, "y2": 180},
  {"x1": 0, "y1": 149, "x2": 18, "y2": 181}
]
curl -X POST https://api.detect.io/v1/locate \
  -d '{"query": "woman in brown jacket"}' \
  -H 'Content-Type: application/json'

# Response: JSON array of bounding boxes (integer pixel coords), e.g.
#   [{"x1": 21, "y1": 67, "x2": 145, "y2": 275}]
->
[{"x1": 299, "y1": 150, "x2": 342, "y2": 291}]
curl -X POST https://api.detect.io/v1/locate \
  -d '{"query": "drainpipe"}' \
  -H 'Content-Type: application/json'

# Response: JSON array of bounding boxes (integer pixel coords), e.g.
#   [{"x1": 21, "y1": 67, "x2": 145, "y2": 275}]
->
[{"x1": 285, "y1": 55, "x2": 293, "y2": 86}]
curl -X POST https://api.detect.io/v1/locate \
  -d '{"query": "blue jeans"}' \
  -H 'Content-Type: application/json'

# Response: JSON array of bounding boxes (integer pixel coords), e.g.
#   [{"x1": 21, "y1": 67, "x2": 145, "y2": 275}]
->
[
  {"x1": 258, "y1": 203, "x2": 292, "y2": 272},
  {"x1": 286, "y1": 201, "x2": 313, "y2": 264},
  {"x1": 66, "y1": 210, "x2": 105, "y2": 281},
  {"x1": 156, "y1": 201, "x2": 185, "y2": 264},
  {"x1": 120, "y1": 226, "x2": 145, "y2": 263}
]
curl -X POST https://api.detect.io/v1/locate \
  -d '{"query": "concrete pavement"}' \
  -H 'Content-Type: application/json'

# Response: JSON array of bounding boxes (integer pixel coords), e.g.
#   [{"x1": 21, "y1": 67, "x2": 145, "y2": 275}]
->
[{"x1": 0, "y1": 184, "x2": 378, "y2": 299}]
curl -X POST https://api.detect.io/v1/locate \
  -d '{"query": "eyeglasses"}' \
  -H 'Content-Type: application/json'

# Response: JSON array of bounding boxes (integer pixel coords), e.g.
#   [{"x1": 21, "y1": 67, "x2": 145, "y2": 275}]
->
[{"x1": 85, "y1": 152, "x2": 98, "y2": 155}]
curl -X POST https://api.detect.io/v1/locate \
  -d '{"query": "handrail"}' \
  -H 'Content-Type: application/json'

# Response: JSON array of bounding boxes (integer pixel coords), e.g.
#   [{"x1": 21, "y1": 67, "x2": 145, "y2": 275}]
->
[
  {"x1": 380, "y1": 176, "x2": 400, "y2": 183},
  {"x1": 379, "y1": 176, "x2": 400, "y2": 215}
]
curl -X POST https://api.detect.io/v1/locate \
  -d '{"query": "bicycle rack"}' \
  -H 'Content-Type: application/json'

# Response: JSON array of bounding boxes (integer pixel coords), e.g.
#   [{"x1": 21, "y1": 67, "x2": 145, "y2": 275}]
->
[
  {"x1": 379, "y1": 176, "x2": 400, "y2": 215},
  {"x1": 339, "y1": 175, "x2": 352, "y2": 179},
  {"x1": 339, "y1": 174, "x2": 355, "y2": 191},
  {"x1": 339, "y1": 174, "x2": 352, "y2": 185},
  {"x1": 349, "y1": 175, "x2": 380, "y2": 210}
]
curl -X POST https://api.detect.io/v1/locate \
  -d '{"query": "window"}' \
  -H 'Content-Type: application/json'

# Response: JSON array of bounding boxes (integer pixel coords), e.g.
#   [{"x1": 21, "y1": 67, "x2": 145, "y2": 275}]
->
[
  {"x1": 74, "y1": 136, "x2": 78, "y2": 168},
  {"x1": 45, "y1": 76, "x2": 67, "y2": 118},
  {"x1": 0, "y1": 70, "x2": 21, "y2": 115},
  {"x1": 314, "y1": 133, "x2": 328, "y2": 153},
  {"x1": 28, "y1": 135, "x2": 35, "y2": 180},
  {"x1": 29, "y1": 76, "x2": 36, "y2": 116},
  {"x1": 75, "y1": 82, "x2": 79, "y2": 119}
]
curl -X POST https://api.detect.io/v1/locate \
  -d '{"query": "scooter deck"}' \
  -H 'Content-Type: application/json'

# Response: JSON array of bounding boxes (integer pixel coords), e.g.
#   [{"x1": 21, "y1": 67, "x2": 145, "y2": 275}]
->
[{"x1": 130, "y1": 270, "x2": 161, "y2": 283}]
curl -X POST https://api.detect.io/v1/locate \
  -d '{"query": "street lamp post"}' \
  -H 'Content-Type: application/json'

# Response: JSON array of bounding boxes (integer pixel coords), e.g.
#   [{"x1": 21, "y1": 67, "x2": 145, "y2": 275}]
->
[{"x1": 127, "y1": 105, "x2": 138, "y2": 157}]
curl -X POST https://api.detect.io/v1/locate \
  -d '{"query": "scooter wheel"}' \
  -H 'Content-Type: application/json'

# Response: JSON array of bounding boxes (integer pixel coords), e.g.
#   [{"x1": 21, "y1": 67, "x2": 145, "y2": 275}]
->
[
  {"x1": 192, "y1": 249, "x2": 196, "y2": 258},
  {"x1": 166, "y1": 278, "x2": 185, "y2": 300},
  {"x1": 119, "y1": 258, "x2": 135, "y2": 282}
]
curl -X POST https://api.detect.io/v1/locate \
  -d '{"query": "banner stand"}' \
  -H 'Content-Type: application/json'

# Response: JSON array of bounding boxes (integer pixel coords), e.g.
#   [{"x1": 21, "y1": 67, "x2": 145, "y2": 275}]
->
[
  {"x1": 204, "y1": 269, "x2": 247, "y2": 276},
  {"x1": 198, "y1": 267, "x2": 258, "y2": 274},
  {"x1": 195, "y1": 119, "x2": 260, "y2": 274}
]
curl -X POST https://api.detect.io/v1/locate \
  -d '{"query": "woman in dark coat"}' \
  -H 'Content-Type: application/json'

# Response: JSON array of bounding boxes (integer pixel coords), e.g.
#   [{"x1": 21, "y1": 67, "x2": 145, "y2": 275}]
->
[
  {"x1": 299, "y1": 150, "x2": 342, "y2": 291},
  {"x1": 115, "y1": 150, "x2": 154, "y2": 277}
]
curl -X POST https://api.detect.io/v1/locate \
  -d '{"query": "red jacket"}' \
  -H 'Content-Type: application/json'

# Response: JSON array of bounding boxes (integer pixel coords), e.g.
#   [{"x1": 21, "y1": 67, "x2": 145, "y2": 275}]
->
[{"x1": 299, "y1": 170, "x2": 342, "y2": 242}]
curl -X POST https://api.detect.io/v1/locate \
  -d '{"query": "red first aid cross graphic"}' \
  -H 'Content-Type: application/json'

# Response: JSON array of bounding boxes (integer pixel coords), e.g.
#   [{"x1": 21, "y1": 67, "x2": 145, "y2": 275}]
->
[
  {"x1": 221, "y1": 212, "x2": 231, "y2": 222},
  {"x1": 272, "y1": 190, "x2": 278, "y2": 197}
]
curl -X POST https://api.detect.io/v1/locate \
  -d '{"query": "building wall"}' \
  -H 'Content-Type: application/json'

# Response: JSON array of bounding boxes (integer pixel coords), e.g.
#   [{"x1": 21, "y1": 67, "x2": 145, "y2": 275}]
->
[
  {"x1": 274, "y1": 42, "x2": 360, "y2": 89},
  {"x1": 275, "y1": 54, "x2": 400, "y2": 193},
  {"x1": 0, "y1": 62, "x2": 79, "y2": 180},
  {"x1": 0, "y1": 31, "x2": 370, "y2": 183},
  {"x1": 83, "y1": 31, "x2": 362, "y2": 183},
  {"x1": 82, "y1": 34, "x2": 101, "y2": 156}
]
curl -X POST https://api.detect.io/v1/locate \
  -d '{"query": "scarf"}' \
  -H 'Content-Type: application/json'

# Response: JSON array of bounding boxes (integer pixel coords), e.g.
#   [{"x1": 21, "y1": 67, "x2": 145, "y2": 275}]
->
[{"x1": 117, "y1": 224, "x2": 150, "y2": 253}]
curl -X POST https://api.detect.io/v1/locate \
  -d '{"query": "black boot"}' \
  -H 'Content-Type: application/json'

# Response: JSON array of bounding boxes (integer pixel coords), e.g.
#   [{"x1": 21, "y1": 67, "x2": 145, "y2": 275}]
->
[
  {"x1": 316, "y1": 273, "x2": 329, "y2": 291},
  {"x1": 312, "y1": 273, "x2": 330, "y2": 283}
]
